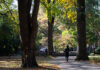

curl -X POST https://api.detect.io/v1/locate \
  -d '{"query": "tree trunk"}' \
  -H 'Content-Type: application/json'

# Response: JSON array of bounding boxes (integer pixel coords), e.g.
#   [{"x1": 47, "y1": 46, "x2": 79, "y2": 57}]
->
[
  {"x1": 48, "y1": 17, "x2": 55, "y2": 55},
  {"x1": 47, "y1": 0, "x2": 55, "y2": 55},
  {"x1": 18, "y1": 0, "x2": 40, "y2": 68},
  {"x1": 76, "y1": 0, "x2": 88, "y2": 60}
]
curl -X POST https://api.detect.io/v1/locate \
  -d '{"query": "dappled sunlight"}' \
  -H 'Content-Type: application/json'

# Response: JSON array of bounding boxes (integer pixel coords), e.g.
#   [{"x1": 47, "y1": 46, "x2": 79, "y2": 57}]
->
[
  {"x1": 0, "y1": 0, "x2": 100, "y2": 69},
  {"x1": 0, "y1": 56, "x2": 60, "y2": 70},
  {"x1": 45, "y1": 56, "x2": 100, "y2": 70},
  {"x1": 0, "y1": 60, "x2": 21, "y2": 68}
]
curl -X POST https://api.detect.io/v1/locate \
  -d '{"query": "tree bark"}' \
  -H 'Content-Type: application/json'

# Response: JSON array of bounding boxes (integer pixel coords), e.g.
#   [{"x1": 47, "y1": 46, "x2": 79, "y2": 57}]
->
[
  {"x1": 76, "y1": 0, "x2": 88, "y2": 60},
  {"x1": 18, "y1": 0, "x2": 40, "y2": 68},
  {"x1": 48, "y1": 17, "x2": 55, "y2": 55},
  {"x1": 47, "y1": 0, "x2": 55, "y2": 55}
]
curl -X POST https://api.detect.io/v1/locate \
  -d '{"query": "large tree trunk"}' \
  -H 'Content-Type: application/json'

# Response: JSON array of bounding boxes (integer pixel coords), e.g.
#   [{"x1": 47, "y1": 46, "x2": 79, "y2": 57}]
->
[
  {"x1": 76, "y1": 0, "x2": 88, "y2": 60},
  {"x1": 47, "y1": 0, "x2": 55, "y2": 55},
  {"x1": 18, "y1": 0, "x2": 40, "y2": 68}
]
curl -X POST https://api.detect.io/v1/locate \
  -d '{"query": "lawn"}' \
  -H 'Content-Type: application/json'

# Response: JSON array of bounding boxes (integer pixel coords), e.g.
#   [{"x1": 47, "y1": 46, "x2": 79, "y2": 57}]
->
[
  {"x1": 89, "y1": 55, "x2": 100, "y2": 66},
  {"x1": 0, "y1": 56, "x2": 60, "y2": 70}
]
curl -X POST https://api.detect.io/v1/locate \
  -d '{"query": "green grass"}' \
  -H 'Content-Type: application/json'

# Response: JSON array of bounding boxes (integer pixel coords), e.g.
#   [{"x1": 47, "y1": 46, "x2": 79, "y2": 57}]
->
[
  {"x1": 89, "y1": 55, "x2": 100, "y2": 65},
  {"x1": 89, "y1": 55, "x2": 100, "y2": 61}
]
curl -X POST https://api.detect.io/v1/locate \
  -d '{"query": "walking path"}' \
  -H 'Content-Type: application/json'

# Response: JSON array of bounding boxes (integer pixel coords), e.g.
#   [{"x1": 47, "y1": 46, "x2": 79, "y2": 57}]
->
[{"x1": 46, "y1": 56, "x2": 100, "y2": 70}]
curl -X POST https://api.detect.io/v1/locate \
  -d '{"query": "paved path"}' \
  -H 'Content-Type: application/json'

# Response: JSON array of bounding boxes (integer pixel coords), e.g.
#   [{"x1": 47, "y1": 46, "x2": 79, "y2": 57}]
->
[{"x1": 46, "y1": 56, "x2": 100, "y2": 70}]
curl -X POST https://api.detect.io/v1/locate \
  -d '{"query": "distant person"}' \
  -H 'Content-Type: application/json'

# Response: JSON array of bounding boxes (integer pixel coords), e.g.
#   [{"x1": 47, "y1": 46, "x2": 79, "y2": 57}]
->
[{"x1": 64, "y1": 45, "x2": 70, "y2": 62}]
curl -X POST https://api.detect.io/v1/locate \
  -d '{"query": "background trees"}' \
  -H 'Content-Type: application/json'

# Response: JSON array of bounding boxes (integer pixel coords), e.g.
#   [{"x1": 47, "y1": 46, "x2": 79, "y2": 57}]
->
[
  {"x1": 40, "y1": 0, "x2": 57, "y2": 55},
  {"x1": 0, "y1": 0, "x2": 20, "y2": 56},
  {"x1": 39, "y1": 0, "x2": 100, "y2": 56},
  {"x1": 1, "y1": 0, "x2": 100, "y2": 68},
  {"x1": 47, "y1": 0, "x2": 55, "y2": 55}
]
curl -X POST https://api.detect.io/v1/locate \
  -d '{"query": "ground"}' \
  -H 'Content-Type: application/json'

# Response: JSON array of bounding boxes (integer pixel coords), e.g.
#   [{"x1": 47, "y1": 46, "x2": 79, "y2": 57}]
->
[
  {"x1": 0, "y1": 56, "x2": 59, "y2": 70},
  {"x1": 0, "y1": 56, "x2": 100, "y2": 70},
  {"x1": 46, "y1": 56, "x2": 100, "y2": 70}
]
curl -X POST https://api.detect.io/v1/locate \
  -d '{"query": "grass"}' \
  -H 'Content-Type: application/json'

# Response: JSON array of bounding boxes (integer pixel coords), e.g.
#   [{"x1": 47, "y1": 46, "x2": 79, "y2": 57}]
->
[
  {"x1": 0, "y1": 56, "x2": 60, "y2": 70},
  {"x1": 89, "y1": 55, "x2": 100, "y2": 66}
]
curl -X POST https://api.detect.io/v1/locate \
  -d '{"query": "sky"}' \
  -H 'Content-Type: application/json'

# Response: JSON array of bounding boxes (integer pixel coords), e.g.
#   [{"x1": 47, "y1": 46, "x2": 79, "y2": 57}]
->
[
  {"x1": 13, "y1": 0, "x2": 17, "y2": 6},
  {"x1": 12, "y1": 0, "x2": 18, "y2": 9},
  {"x1": 12, "y1": 0, "x2": 100, "y2": 11}
]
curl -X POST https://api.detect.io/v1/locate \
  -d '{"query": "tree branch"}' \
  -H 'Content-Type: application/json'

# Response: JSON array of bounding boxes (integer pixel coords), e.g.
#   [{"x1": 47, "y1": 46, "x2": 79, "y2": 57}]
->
[
  {"x1": 32, "y1": 0, "x2": 40, "y2": 20},
  {"x1": 2, "y1": 0, "x2": 15, "y2": 20}
]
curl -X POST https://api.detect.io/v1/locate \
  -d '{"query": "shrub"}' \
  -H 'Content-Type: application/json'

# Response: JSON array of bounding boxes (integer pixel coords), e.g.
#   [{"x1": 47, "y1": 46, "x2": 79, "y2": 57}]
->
[{"x1": 95, "y1": 46, "x2": 100, "y2": 54}]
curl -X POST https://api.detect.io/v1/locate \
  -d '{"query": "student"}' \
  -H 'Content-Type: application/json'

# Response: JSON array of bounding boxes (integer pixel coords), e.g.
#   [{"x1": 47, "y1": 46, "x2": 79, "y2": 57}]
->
[{"x1": 64, "y1": 45, "x2": 69, "y2": 62}]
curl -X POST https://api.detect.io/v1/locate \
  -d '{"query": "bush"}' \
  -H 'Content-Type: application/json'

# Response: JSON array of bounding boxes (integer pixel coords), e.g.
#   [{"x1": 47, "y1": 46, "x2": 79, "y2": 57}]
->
[
  {"x1": 95, "y1": 46, "x2": 100, "y2": 54},
  {"x1": 90, "y1": 53, "x2": 95, "y2": 56}
]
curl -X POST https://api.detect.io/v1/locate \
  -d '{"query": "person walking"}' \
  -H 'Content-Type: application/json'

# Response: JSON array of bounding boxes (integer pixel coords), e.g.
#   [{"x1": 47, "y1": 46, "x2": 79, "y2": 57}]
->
[{"x1": 64, "y1": 45, "x2": 70, "y2": 62}]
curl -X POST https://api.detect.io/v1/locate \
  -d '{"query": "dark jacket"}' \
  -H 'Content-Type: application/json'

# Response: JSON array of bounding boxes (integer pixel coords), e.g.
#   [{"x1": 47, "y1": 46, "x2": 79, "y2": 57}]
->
[{"x1": 64, "y1": 48, "x2": 69, "y2": 57}]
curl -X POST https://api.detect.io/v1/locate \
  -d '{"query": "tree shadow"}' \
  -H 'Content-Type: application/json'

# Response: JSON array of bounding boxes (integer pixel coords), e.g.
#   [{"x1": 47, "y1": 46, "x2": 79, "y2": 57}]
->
[{"x1": 46, "y1": 56, "x2": 100, "y2": 70}]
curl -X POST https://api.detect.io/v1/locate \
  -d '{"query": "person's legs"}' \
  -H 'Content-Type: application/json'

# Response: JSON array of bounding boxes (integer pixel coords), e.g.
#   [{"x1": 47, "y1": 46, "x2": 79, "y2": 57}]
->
[
  {"x1": 67, "y1": 57, "x2": 69, "y2": 61},
  {"x1": 65, "y1": 56, "x2": 69, "y2": 62}
]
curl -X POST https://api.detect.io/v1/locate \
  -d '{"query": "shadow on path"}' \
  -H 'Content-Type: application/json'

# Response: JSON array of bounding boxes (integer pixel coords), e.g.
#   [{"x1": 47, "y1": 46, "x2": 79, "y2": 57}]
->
[{"x1": 46, "y1": 56, "x2": 100, "y2": 70}]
